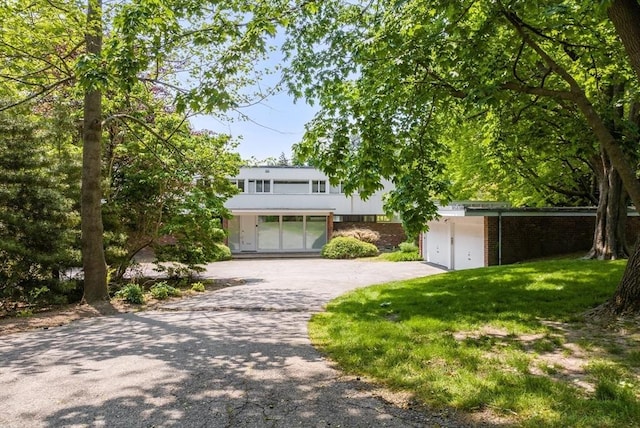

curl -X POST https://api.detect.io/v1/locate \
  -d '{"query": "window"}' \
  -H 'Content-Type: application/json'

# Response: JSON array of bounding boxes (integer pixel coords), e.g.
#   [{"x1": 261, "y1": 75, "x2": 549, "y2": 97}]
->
[
  {"x1": 282, "y1": 216, "x2": 304, "y2": 249},
  {"x1": 257, "y1": 215, "x2": 279, "y2": 249},
  {"x1": 306, "y1": 216, "x2": 327, "y2": 249},
  {"x1": 312, "y1": 180, "x2": 326, "y2": 193},
  {"x1": 273, "y1": 180, "x2": 308, "y2": 194},
  {"x1": 255, "y1": 179, "x2": 271, "y2": 193},
  {"x1": 230, "y1": 179, "x2": 245, "y2": 192}
]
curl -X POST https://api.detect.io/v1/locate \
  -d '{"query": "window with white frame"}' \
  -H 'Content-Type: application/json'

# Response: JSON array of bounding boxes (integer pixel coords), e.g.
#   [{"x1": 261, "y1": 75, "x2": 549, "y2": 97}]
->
[
  {"x1": 230, "y1": 179, "x2": 245, "y2": 192},
  {"x1": 255, "y1": 179, "x2": 271, "y2": 193},
  {"x1": 311, "y1": 180, "x2": 326, "y2": 193}
]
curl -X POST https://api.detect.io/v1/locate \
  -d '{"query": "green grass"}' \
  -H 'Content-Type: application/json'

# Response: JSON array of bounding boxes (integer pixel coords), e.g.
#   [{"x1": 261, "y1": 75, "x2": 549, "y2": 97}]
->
[{"x1": 309, "y1": 259, "x2": 640, "y2": 427}]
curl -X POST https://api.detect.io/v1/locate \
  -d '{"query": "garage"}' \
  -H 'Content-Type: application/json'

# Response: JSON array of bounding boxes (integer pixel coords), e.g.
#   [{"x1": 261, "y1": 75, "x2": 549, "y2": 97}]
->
[{"x1": 424, "y1": 216, "x2": 485, "y2": 270}]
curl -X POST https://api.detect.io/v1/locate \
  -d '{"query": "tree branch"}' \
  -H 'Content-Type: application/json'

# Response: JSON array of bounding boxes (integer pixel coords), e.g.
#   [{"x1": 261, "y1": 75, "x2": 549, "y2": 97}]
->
[{"x1": 0, "y1": 77, "x2": 74, "y2": 112}]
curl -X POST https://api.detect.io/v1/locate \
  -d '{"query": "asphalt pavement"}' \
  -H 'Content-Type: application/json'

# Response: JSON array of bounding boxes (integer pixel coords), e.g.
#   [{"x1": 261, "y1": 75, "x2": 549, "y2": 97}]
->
[{"x1": 0, "y1": 258, "x2": 481, "y2": 427}]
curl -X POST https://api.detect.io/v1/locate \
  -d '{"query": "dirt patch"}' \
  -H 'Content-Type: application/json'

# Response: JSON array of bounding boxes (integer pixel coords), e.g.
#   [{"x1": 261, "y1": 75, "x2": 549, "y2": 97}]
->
[
  {"x1": 453, "y1": 318, "x2": 640, "y2": 396},
  {"x1": 0, "y1": 280, "x2": 240, "y2": 337}
]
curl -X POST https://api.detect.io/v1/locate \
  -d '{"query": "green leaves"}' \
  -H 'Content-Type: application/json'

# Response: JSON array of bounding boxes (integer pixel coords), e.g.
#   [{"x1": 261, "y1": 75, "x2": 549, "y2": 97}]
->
[{"x1": 283, "y1": 0, "x2": 639, "y2": 237}]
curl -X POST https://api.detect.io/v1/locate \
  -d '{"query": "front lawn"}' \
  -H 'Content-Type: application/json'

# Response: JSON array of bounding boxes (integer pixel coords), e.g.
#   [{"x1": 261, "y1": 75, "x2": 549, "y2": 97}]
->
[{"x1": 309, "y1": 259, "x2": 640, "y2": 427}]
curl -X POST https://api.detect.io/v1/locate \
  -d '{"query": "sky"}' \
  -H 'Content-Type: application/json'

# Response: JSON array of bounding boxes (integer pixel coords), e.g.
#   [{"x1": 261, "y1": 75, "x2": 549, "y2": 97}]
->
[
  {"x1": 188, "y1": 30, "x2": 318, "y2": 162},
  {"x1": 190, "y1": 90, "x2": 317, "y2": 161}
]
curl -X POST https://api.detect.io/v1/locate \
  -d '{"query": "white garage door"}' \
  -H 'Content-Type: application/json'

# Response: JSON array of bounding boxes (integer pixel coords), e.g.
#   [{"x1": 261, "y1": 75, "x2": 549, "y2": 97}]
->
[
  {"x1": 425, "y1": 220, "x2": 452, "y2": 269},
  {"x1": 452, "y1": 218, "x2": 485, "y2": 270}
]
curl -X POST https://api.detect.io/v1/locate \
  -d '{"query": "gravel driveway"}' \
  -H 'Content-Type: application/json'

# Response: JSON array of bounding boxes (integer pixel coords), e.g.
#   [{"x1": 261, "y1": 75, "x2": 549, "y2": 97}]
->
[{"x1": 0, "y1": 258, "x2": 476, "y2": 427}]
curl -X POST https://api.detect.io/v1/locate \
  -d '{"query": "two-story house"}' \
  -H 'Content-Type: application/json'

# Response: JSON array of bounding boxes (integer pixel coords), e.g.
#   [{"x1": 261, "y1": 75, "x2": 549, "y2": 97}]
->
[{"x1": 224, "y1": 166, "x2": 405, "y2": 254}]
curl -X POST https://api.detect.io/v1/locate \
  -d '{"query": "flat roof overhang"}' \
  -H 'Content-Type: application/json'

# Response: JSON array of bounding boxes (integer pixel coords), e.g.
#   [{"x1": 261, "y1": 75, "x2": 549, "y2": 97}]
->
[
  {"x1": 229, "y1": 208, "x2": 335, "y2": 215},
  {"x1": 436, "y1": 207, "x2": 640, "y2": 217}
]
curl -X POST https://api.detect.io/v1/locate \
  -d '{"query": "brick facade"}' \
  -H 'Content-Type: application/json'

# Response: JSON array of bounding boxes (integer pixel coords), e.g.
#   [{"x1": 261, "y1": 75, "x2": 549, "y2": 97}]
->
[
  {"x1": 484, "y1": 215, "x2": 640, "y2": 266},
  {"x1": 333, "y1": 222, "x2": 407, "y2": 249}
]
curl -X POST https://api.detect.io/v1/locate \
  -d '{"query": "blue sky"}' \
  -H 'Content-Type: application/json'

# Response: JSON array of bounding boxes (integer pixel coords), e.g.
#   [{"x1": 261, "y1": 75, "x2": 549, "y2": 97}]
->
[
  {"x1": 189, "y1": 32, "x2": 318, "y2": 161},
  {"x1": 190, "y1": 91, "x2": 316, "y2": 161}
]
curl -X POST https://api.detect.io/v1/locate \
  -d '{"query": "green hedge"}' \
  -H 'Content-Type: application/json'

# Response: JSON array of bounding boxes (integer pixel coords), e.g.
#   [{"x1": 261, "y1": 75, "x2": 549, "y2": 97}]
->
[{"x1": 321, "y1": 236, "x2": 379, "y2": 259}]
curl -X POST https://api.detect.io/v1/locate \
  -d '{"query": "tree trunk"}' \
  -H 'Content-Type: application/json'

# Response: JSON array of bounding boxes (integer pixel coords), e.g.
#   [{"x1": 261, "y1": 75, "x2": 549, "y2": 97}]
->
[
  {"x1": 586, "y1": 151, "x2": 629, "y2": 260},
  {"x1": 603, "y1": 1, "x2": 640, "y2": 314},
  {"x1": 608, "y1": 0, "x2": 640, "y2": 84},
  {"x1": 81, "y1": 0, "x2": 108, "y2": 303}
]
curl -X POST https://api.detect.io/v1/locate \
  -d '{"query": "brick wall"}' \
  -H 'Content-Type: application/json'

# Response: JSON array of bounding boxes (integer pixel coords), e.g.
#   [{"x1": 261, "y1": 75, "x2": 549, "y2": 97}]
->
[
  {"x1": 485, "y1": 215, "x2": 640, "y2": 266},
  {"x1": 333, "y1": 222, "x2": 407, "y2": 249}
]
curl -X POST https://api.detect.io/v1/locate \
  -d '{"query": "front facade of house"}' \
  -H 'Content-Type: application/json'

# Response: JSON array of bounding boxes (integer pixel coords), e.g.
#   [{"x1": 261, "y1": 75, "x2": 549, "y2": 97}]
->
[
  {"x1": 421, "y1": 202, "x2": 640, "y2": 271},
  {"x1": 224, "y1": 166, "x2": 405, "y2": 254}
]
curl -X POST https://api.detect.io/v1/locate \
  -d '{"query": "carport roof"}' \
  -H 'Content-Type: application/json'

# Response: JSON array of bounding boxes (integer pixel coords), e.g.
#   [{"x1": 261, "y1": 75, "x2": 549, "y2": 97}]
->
[{"x1": 436, "y1": 203, "x2": 638, "y2": 217}]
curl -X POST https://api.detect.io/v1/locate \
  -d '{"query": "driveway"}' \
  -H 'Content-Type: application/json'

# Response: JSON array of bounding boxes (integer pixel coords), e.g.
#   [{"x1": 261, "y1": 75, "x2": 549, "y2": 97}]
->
[{"x1": 0, "y1": 259, "x2": 473, "y2": 427}]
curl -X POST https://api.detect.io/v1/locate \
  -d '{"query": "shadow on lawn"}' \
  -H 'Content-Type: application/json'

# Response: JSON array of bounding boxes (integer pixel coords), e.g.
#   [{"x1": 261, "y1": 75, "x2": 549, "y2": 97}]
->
[
  {"x1": 326, "y1": 260, "x2": 626, "y2": 327},
  {"x1": 315, "y1": 260, "x2": 640, "y2": 427}
]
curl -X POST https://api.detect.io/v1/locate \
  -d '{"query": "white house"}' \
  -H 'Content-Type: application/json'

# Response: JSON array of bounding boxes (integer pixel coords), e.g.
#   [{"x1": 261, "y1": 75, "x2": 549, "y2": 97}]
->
[{"x1": 224, "y1": 166, "x2": 404, "y2": 254}]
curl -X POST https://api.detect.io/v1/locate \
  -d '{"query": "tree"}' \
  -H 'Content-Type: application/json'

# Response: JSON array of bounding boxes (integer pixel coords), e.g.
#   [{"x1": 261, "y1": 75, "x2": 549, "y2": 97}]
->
[
  {"x1": 102, "y1": 88, "x2": 241, "y2": 279},
  {"x1": 284, "y1": 1, "x2": 640, "y2": 312},
  {"x1": 2, "y1": 0, "x2": 302, "y2": 302},
  {"x1": 0, "y1": 107, "x2": 79, "y2": 307},
  {"x1": 277, "y1": 151, "x2": 290, "y2": 166}
]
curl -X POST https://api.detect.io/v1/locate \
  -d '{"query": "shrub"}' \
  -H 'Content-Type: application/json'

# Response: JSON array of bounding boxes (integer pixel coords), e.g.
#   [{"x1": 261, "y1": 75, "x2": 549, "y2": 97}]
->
[
  {"x1": 332, "y1": 228, "x2": 380, "y2": 245},
  {"x1": 115, "y1": 283, "x2": 145, "y2": 304},
  {"x1": 150, "y1": 281, "x2": 181, "y2": 300},
  {"x1": 191, "y1": 282, "x2": 206, "y2": 292},
  {"x1": 321, "y1": 237, "x2": 379, "y2": 259},
  {"x1": 212, "y1": 243, "x2": 232, "y2": 261},
  {"x1": 399, "y1": 241, "x2": 419, "y2": 253},
  {"x1": 378, "y1": 251, "x2": 423, "y2": 262}
]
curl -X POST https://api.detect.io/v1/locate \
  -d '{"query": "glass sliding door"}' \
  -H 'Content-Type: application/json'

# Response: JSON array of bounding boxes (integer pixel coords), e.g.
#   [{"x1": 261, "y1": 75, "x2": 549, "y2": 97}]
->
[
  {"x1": 227, "y1": 216, "x2": 240, "y2": 250},
  {"x1": 258, "y1": 215, "x2": 280, "y2": 250},
  {"x1": 282, "y1": 216, "x2": 304, "y2": 249},
  {"x1": 306, "y1": 216, "x2": 327, "y2": 249}
]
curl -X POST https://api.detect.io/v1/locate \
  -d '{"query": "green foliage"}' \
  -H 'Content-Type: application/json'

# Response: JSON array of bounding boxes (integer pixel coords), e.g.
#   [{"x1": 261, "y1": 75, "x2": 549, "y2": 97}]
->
[
  {"x1": 332, "y1": 228, "x2": 380, "y2": 244},
  {"x1": 309, "y1": 259, "x2": 638, "y2": 427},
  {"x1": 321, "y1": 237, "x2": 379, "y2": 259},
  {"x1": 377, "y1": 250, "x2": 422, "y2": 262},
  {"x1": 191, "y1": 282, "x2": 206, "y2": 292},
  {"x1": 284, "y1": 0, "x2": 638, "y2": 236},
  {"x1": 149, "y1": 281, "x2": 181, "y2": 300},
  {"x1": 114, "y1": 283, "x2": 145, "y2": 304},
  {"x1": 101, "y1": 89, "x2": 242, "y2": 278},
  {"x1": 0, "y1": 108, "x2": 80, "y2": 305},
  {"x1": 16, "y1": 309, "x2": 34, "y2": 318},
  {"x1": 398, "y1": 241, "x2": 419, "y2": 253}
]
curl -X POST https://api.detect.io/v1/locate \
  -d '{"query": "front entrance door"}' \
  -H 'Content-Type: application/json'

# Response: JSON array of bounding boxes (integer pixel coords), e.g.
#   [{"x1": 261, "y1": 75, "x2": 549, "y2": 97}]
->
[{"x1": 240, "y1": 215, "x2": 257, "y2": 251}]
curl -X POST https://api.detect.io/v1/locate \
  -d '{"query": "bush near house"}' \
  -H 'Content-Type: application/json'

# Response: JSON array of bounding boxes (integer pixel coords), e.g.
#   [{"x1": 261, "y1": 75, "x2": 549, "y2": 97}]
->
[
  {"x1": 332, "y1": 228, "x2": 380, "y2": 245},
  {"x1": 321, "y1": 236, "x2": 379, "y2": 259},
  {"x1": 398, "y1": 241, "x2": 419, "y2": 253}
]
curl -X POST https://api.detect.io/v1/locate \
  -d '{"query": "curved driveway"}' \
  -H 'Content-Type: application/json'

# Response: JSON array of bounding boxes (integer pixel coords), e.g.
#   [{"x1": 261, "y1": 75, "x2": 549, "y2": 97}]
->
[{"x1": 0, "y1": 259, "x2": 474, "y2": 427}]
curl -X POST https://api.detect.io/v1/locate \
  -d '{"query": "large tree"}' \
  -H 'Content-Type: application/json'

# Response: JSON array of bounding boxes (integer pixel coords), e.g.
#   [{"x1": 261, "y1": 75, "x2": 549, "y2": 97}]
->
[
  {"x1": 284, "y1": 0, "x2": 640, "y2": 313},
  {"x1": 1, "y1": 0, "x2": 300, "y2": 302}
]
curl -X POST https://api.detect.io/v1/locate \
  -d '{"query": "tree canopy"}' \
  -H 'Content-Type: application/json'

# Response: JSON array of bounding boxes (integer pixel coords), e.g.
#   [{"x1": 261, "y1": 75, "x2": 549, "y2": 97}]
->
[{"x1": 284, "y1": 0, "x2": 639, "y2": 236}]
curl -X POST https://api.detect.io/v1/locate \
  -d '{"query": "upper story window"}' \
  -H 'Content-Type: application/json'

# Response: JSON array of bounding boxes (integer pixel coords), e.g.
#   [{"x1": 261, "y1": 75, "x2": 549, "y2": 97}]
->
[
  {"x1": 273, "y1": 180, "x2": 308, "y2": 194},
  {"x1": 311, "y1": 180, "x2": 327, "y2": 193},
  {"x1": 255, "y1": 179, "x2": 271, "y2": 193},
  {"x1": 230, "y1": 179, "x2": 245, "y2": 192}
]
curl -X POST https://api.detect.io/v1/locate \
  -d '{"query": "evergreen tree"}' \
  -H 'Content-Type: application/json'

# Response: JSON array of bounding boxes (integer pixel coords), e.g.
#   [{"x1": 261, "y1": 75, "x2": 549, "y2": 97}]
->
[{"x1": 0, "y1": 108, "x2": 79, "y2": 306}]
